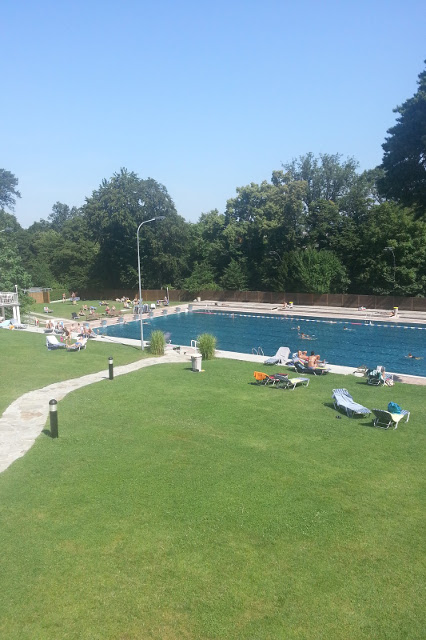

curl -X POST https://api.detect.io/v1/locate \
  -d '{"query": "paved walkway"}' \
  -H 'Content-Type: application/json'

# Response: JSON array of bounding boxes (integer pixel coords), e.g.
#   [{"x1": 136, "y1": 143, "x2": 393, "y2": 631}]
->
[{"x1": 0, "y1": 351, "x2": 188, "y2": 475}]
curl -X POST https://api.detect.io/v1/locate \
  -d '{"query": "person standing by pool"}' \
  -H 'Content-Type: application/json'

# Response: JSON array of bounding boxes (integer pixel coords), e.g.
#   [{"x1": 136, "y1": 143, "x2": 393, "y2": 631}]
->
[{"x1": 63, "y1": 326, "x2": 71, "y2": 346}]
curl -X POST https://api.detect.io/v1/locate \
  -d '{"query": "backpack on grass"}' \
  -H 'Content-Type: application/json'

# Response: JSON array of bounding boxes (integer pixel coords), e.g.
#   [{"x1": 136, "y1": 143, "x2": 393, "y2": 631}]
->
[{"x1": 388, "y1": 402, "x2": 402, "y2": 414}]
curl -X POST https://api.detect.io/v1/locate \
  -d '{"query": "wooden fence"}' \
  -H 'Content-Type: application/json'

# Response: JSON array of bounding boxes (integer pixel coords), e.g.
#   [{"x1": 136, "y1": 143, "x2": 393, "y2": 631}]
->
[{"x1": 64, "y1": 288, "x2": 426, "y2": 312}]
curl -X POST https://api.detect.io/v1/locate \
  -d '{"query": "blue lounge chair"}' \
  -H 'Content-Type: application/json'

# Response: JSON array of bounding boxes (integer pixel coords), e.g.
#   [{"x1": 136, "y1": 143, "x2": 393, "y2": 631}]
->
[{"x1": 332, "y1": 389, "x2": 371, "y2": 418}]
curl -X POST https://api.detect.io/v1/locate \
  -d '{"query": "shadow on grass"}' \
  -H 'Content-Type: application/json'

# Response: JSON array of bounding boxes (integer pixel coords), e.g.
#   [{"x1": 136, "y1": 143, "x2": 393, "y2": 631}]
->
[{"x1": 42, "y1": 429, "x2": 56, "y2": 438}]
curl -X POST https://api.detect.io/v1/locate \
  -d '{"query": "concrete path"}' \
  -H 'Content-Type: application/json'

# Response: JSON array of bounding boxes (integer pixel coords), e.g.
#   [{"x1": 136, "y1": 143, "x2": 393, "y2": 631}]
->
[{"x1": 0, "y1": 351, "x2": 189, "y2": 475}]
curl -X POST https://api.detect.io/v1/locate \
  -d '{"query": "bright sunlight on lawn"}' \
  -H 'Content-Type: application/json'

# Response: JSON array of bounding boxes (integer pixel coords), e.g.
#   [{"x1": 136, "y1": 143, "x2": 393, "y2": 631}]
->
[
  {"x1": 0, "y1": 332, "x2": 424, "y2": 639},
  {"x1": 0, "y1": 330, "x2": 147, "y2": 415}
]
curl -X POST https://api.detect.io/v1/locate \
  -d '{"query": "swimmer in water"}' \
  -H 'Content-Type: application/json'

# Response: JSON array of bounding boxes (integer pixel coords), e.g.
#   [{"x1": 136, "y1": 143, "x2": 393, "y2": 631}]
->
[{"x1": 407, "y1": 353, "x2": 422, "y2": 359}]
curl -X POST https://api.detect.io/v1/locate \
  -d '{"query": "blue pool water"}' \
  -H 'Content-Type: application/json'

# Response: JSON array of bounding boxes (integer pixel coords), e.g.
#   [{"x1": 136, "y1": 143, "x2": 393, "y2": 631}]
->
[{"x1": 105, "y1": 310, "x2": 426, "y2": 376}]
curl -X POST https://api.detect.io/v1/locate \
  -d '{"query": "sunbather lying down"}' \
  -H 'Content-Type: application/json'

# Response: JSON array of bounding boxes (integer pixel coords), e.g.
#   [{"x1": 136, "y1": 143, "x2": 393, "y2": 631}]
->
[
  {"x1": 298, "y1": 351, "x2": 325, "y2": 368},
  {"x1": 67, "y1": 337, "x2": 88, "y2": 351}
]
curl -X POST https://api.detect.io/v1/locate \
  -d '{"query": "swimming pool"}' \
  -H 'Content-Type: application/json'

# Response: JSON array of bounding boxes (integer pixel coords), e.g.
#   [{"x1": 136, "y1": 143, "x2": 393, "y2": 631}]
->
[{"x1": 106, "y1": 310, "x2": 426, "y2": 376}]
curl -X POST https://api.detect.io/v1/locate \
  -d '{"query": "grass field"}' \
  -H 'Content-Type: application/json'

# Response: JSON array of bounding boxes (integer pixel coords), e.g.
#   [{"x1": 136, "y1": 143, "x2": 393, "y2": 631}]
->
[
  {"x1": 0, "y1": 332, "x2": 425, "y2": 639},
  {"x1": 0, "y1": 330, "x2": 146, "y2": 415},
  {"x1": 29, "y1": 299, "x2": 183, "y2": 321}
]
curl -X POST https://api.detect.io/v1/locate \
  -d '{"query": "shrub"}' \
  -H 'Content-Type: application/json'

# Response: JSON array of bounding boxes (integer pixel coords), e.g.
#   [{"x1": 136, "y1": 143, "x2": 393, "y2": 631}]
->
[
  {"x1": 149, "y1": 330, "x2": 166, "y2": 355},
  {"x1": 197, "y1": 333, "x2": 216, "y2": 360}
]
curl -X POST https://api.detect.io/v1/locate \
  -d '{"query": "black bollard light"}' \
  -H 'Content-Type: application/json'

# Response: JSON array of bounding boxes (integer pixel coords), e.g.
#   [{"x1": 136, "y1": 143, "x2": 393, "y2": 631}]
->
[
  {"x1": 49, "y1": 399, "x2": 58, "y2": 438},
  {"x1": 108, "y1": 356, "x2": 114, "y2": 380}
]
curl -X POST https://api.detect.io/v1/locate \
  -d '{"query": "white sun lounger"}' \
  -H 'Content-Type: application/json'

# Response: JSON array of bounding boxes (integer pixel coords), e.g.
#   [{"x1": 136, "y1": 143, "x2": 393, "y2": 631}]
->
[
  {"x1": 46, "y1": 335, "x2": 66, "y2": 350},
  {"x1": 264, "y1": 346, "x2": 291, "y2": 365}
]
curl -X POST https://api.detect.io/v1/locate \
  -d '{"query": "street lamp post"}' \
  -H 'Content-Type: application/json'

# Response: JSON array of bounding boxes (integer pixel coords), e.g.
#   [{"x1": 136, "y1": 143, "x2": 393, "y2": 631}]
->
[
  {"x1": 384, "y1": 247, "x2": 396, "y2": 286},
  {"x1": 137, "y1": 217, "x2": 165, "y2": 351}
]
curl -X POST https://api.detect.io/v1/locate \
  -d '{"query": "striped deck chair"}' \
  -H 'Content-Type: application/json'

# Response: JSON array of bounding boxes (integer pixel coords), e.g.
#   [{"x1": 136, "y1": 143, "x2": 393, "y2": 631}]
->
[{"x1": 332, "y1": 389, "x2": 371, "y2": 418}]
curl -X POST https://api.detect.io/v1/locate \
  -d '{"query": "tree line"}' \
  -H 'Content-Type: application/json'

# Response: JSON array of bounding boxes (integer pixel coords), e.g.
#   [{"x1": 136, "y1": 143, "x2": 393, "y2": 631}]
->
[{"x1": 1, "y1": 62, "x2": 425, "y2": 300}]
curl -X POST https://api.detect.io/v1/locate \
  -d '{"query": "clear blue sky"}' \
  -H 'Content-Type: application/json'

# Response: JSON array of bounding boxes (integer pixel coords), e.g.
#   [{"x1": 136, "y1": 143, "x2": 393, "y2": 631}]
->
[{"x1": 2, "y1": 0, "x2": 425, "y2": 228}]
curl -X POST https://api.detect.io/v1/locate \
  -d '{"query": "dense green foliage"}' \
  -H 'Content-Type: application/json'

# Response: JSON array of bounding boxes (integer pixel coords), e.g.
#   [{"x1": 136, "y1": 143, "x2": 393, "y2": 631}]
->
[
  {"x1": 378, "y1": 61, "x2": 426, "y2": 217},
  {"x1": 0, "y1": 342, "x2": 424, "y2": 639},
  {"x1": 0, "y1": 168, "x2": 21, "y2": 211},
  {"x1": 4, "y1": 156, "x2": 426, "y2": 298},
  {"x1": 197, "y1": 332, "x2": 217, "y2": 359},
  {"x1": 2, "y1": 62, "x2": 426, "y2": 298}
]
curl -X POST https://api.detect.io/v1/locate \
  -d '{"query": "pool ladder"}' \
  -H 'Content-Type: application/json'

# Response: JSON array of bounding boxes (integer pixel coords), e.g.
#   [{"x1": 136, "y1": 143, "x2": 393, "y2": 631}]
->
[{"x1": 252, "y1": 347, "x2": 264, "y2": 356}]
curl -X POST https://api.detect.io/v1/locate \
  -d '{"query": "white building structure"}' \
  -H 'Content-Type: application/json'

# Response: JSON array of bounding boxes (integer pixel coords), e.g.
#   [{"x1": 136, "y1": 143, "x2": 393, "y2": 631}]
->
[{"x1": 0, "y1": 288, "x2": 21, "y2": 324}]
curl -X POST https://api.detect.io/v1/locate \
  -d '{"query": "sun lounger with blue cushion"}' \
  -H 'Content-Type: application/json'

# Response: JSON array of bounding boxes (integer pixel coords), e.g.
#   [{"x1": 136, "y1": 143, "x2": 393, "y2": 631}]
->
[{"x1": 332, "y1": 389, "x2": 371, "y2": 418}]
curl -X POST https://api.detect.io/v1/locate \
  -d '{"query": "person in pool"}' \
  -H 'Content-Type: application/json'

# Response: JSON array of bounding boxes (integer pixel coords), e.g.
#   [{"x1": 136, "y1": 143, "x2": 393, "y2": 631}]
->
[{"x1": 407, "y1": 353, "x2": 422, "y2": 359}]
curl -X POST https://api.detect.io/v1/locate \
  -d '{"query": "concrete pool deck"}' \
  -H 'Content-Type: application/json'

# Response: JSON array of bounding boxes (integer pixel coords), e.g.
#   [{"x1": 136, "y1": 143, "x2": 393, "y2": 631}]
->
[{"x1": 193, "y1": 300, "x2": 426, "y2": 324}]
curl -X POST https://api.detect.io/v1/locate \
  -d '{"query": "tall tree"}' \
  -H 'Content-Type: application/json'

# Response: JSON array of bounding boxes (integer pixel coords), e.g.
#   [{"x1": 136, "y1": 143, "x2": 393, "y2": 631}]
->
[
  {"x1": 220, "y1": 258, "x2": 248, "y2": 290},
  {"x1": 48, "y1": 202, "x2": 80, "y2": 232},
  {"x1": 224, "y1": 175, "x2": 306, "y2": 289},
  {"x1": 351, "y1": 202, "x2": 426, "y2": 296},
  {"x1": 189, "y1": 210, "x2": 227, "y2": 277},
  {"x1": 83, "y1": 168, "x2": 188, "y2": 288},
  {"x1": 378, "y1": 61, "x2": 426, "y2": 217},
  {"x1": 0, "y1": 169, "x2": 21, "y2": 211},
  {"x1": 0, "y1": 231, "x2": 32, "y2": 314},
  {"x1": 283, "y1": 249, "x2": 349, "y2": 294},
  {"x1": 282, "y1": 153, "x2": 360, "y2": 207}
]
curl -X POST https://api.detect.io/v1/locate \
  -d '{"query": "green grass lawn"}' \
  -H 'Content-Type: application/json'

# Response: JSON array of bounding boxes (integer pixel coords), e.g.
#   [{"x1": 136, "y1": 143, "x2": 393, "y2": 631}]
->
[
  {"x1": 0, "y1": 336, "x2": 425, "y2": 639},
  {"x1": 29, "y1": 298, "x2": 183, "y2": 321},
  {"x1": 0, "y1": 330, "x2": 147, "y2": 415}
]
